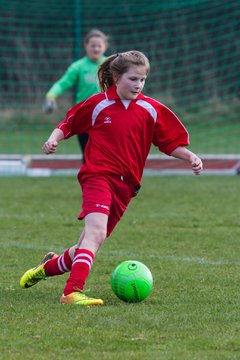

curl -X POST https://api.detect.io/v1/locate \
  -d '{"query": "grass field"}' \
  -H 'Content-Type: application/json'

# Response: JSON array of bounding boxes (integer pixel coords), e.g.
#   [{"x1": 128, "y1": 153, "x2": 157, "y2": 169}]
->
[{"x1": 1, "y1": 175, "x2": 240, "y2": 359}]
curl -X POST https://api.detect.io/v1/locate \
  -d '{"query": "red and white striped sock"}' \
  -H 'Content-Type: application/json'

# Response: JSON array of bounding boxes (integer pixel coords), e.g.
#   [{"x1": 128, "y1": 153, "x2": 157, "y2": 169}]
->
[
  {"x1": 44, "y1": 248, "x2": 72, "y2": 276},
  {"x1": 63, "y1": 248, "x2": 94, "y2": 296}
]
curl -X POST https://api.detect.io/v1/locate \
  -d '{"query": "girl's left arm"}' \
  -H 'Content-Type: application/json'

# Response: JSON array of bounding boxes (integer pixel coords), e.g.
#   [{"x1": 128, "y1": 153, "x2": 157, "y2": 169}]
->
[{"x1": 170, "y1": 146, "x2": 203, "y2": 175}]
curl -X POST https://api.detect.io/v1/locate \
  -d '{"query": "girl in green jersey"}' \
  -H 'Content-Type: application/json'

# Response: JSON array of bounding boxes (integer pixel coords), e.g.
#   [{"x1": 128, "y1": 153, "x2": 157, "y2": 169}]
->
[{"x1": 43, "y1": 29, "x2": 109, "y2": 160}]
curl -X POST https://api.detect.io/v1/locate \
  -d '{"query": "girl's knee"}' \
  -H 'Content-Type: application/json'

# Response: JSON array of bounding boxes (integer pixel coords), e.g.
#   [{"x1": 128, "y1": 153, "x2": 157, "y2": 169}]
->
[
  {"x1": 93, "y1": 226, "x2": 107, "y2": 245},
  {"x1": 85, "y1": 224, "x2": 107, "y2": 246},
  {"x1": 84, "y1": 213, "x2": 108, "y2": 247}
]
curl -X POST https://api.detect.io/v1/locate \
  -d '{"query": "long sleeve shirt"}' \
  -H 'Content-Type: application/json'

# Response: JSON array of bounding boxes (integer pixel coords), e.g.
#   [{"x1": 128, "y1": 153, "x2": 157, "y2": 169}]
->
[{"x1": 46, "y1": 56, "x2": 106, "y2": 103}]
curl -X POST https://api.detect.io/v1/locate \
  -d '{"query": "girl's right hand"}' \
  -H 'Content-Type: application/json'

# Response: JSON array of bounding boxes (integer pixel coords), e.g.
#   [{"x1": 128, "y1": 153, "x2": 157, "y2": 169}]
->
[{"x1": 42, "y1": 140, "x2": 58, "y2": 154}]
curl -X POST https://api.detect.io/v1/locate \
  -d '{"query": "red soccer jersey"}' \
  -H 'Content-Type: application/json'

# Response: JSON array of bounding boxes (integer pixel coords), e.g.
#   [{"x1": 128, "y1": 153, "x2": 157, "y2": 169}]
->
[{"x1": 57, "y1": 85, "x2": 189, "y2": 186}]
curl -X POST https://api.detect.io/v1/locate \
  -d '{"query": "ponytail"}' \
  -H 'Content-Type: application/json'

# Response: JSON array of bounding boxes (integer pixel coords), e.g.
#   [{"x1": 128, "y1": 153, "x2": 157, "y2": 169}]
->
[{"x1": 98, "y1": 54, "x2": 118, "y2": 91}]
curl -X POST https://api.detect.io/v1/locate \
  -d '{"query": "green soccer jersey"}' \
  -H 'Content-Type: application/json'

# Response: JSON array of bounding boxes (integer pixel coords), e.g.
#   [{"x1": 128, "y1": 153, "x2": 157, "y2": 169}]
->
[{"x1": 46, "y1": 56, "x2": 106, "y2": 103}]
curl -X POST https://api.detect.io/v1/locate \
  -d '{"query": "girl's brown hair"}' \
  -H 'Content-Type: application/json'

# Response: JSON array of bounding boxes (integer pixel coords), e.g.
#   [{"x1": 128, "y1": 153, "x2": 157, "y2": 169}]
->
[
  {"x1": 84, "y1": 29, "x2": 109, "y2": 47},
  {"x1": 98, "y1": 50, "x2": 150, "y2": 91}
]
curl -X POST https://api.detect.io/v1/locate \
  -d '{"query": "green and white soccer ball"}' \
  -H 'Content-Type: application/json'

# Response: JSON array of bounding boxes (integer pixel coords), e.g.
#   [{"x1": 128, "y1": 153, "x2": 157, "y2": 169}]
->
[{"x1": 110, "y1": 260, "x2": 153, "y2": 303}]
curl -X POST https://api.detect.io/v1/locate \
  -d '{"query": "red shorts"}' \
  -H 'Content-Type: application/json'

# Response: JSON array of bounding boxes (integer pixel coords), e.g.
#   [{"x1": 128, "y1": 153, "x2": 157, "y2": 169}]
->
[{"x1": 78, "y1": 174, "x2": 136, "y2": 237}]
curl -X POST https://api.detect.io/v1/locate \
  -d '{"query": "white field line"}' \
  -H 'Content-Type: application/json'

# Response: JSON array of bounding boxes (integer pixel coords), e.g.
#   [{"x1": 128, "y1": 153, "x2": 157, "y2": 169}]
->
[
  {"x1": 101, "y1": 250, "x2": 240, "y2": 266},
  {"x1": 2, "y1": 242, "x2": 239, "y2": 266}
]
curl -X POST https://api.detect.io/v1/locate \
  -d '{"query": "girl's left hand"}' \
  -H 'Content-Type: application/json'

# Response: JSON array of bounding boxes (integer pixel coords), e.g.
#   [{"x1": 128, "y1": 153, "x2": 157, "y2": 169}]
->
[
  {"x1": 42, "y1": 140, "x2": 58, "y2": 154},
  {"x1": 191, "y1": 155, "x2": 203, "y2": 175}
]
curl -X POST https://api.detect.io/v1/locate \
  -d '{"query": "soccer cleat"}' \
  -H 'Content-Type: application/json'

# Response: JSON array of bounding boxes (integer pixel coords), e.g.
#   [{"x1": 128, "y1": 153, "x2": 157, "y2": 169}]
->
[
  {"x1": 20, "y1": 252, "x2": 58, "y2": 289},
  {"x1": 60, "y1": 291, "x2": 104, "y2": 306}
]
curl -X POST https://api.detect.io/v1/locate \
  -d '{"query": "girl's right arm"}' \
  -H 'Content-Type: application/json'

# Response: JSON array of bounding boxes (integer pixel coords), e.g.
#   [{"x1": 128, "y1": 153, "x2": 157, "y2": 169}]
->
[
  {"x1": 46, "y1": 63, "x2": 79, "y2": 98},
  {"x1": 43, "y1": 63, "x2": 79, "y2": 114},
  {"x1": 43, "y1": 96, "x2": 93, "y2": 154},
  {"x1": 42, "y1": 128, "x2": 65, "y2": 154}
]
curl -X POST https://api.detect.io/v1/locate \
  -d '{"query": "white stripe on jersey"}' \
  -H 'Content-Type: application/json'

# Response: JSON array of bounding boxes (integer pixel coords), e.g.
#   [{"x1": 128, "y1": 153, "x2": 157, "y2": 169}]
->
[
  {"x1": 136, "y1": 100, "x2": 157, "y2": 122},
  {"x1": 92, "y1": 99, "x2": 116, "y2": 126}
]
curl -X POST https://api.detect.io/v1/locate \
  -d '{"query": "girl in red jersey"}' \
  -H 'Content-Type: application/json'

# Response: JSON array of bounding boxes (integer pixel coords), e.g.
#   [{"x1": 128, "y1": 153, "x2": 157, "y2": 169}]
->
[{"x1": 20, "y1": 51, "x2": 203, "y2": 305}]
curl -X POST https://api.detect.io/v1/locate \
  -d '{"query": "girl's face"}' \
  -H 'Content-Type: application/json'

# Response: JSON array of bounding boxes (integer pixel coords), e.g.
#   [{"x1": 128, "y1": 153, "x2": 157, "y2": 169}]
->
[
  {"x1": 114, "y1": 65, "x2": 147, "y2": 100},
  {"x1": 85, "y1": 37, "x2": 107, "y2": 62}
]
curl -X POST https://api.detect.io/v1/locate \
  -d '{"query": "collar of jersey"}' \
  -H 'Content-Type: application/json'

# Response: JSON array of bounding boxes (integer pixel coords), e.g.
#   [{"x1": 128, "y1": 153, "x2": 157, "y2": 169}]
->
[
  {"x1": 85, "y1": 55, "x2": 106, "y2": 65},
  {"x1": 105, "y1": 85, "x2": 145, "y2": 101}
]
